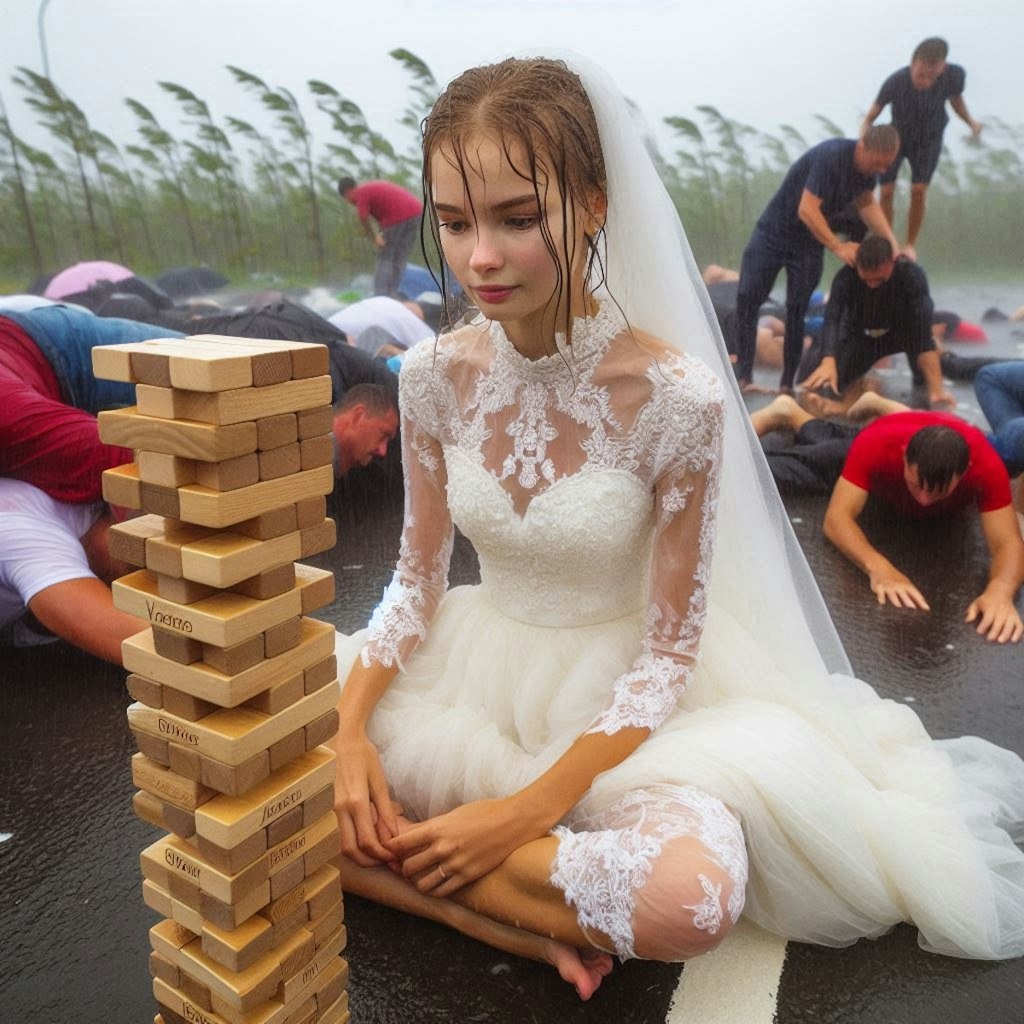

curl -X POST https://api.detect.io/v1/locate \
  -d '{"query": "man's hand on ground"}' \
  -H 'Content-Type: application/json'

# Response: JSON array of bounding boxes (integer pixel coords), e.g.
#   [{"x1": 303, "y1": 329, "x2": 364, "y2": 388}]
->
[
  {"x1": 965, "y1": 591, "x2": 1024, "y2": 644},
  {"x1": 868, "y1": 565, "x2": 930, "y2": 610}
]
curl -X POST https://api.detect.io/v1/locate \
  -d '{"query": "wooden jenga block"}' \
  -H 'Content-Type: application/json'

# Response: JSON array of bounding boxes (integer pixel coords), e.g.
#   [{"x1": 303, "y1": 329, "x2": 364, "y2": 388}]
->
[
  {"x1": 295, "y1": 406, "x2": 333, "y2": 441},
  {"x1": 258, "y1": 872, "x2": 312, "y2": 927},
  {"x1": 143, "y1": 832, "x2": 268, "y2": 905},
  {"x1": 232, "y1": 563, "x2": 296, "y2": 601},
  {"x1": 122, "y1": 618, "x2": 335, "y2": 708},
  {"x1": 93, "y1": 340, "x2": 255, "y2": 391},
  {"x1": 268, "y1": 730, "x2": 307, "y2": 776},
  {"x1": 265, "y1": 801, "x2": 304, "y2": 847},
  {"x1": 319, "y1": 989, "x2": 350, "y2": 1024},
  {"x1": 294, "y1": 497, "x2": 326, "y2": 531},
  {"x1": 301, "y1": 787, "x2": 335, "y2": 832},
  {"x1": 127, "y1": 672, "x2": 163, "y2": 707},
  {"x1": 167, "y1": 871, "x2": 202, "y2": 912},
  {"x1": 300, "y1": 520, "x2": 336, "y2": 560},
  {"x1": 176, "y1": 465, "x2": 335, "y2": 529},
  {"x1": 136, "y1": 376, "x2": 331, "y2": 427},
  {"x1": 270, "y1": 858, "x2": 306, "y2": 901},
  {"x1": 194, "y1": 748, "x2": 336, "y2": 850},
  {"x1": 285, "y1": 1000, "x2": 316, "y2": 1024},
  {"x1": 264, "y1": 616, "x2": 302, "y2": 659},
  {"x1": 258, "y1": 443, "x2": 301, "y2": 482},
  {"x1": 133, "y1": 789, "x2": 169, "y2": 830},
  {"x1": 302, "y1": 866, "x2": 341, "y2": 922},
  {"x1": 131, "y1": 350, "x2": 174, "y2": 388},
  {"x1": 231, "y1": 504, "x2": 299, "y2": 541},
  {"x1": 279, "y1": 928, "x2": 346, "y2": 1004},
  {"x1": 180, "y1": 530, "x2": 301, "y2": 588},
  {"x1": 201, "y1": 749, "x2": 272, "y2": 797},
  {"x1": 113, "y1": 569, "x2": 304, "y2": 647},
  {"x1": 194, "y1": 453, "x2": 261, "y2": 492},
  {"x1": 244, "y1": 671, "x2": 305, "y2": 716},
  {"x1": 157, "y1": 574, "x2": 219, "y2": 606},
  {"x1": 188, "y1": 335, "x2": 329, "y2": 380},
  {"x1": 199, "y1": 880, "x2": 271, "y2": 933},
  {"x1": 304, "y1": 711, "x2": 339, "y2": 752},
  {"x1": 294, "y1": 566, "x2": 335, "y2": 615},
  {"x1": 109, "y1": 515, "x2": 167, "y2": 568},
  {"x1": 102, "y1": 464, "x2": 142, "y2": 509},
  {"x1": 140, "y1": 482, "x2": 181, "y2": 519},
  {"x1": 133, "y1": 753, "x2": 217, "y2": 811},
  {"x1": 149, "y1": 952, "x2": 181, "y2": 991},
  {"x1": 257, "y1": 413, "x2": 298, "y2": 451},
  {"x1": 138, "y1": 451, "x2": 198, "y2": 487},
  {"x1": 303, "y1": 657, "x2": 336, "y2": 696},
  {"x1": 98, "y1": 407, "x2": 258, "y2": 462},
  {"x1": 152, "y1": 627, "x2": 204, "y2": 665},
  {"x1": 146, "y1": 523, "x2": 218, "y2": 578},
  {"x1": 89, "y1": 341, "x2": 147, "y2": 383},
  {"x1": 248, "y1": 349, "x2": 294, "y2": 388},
  {"x1": 168, "y1": 742, "x2": 203, "y2": 782},
  {"x1": 299, "y1": 436, "x2": 333, "y2": 472},
  {"x1": 132, "y1": 728, "x2": 170, "y2": 763},
  {"x1": 301, "y1": 817, "x2": 340, "y2": 880},
  {"x1": 197, "y1": 827, "x2": 269, "y2": 878},
  {"x1": 201, "y1": 914, "x2": 274, "y2": 975},
  {"x1": 202, "y1": 633, "x2": 265, "y2": 676},
  {"x1": 130, "y1": 683, "x2": 341, "y2": 774},
  {"x1": 162, "y1": 686, "x2": 218, "y2": 722},
  {"x1": 163, "y1": 801, "x2": 197, "y2": 839}
]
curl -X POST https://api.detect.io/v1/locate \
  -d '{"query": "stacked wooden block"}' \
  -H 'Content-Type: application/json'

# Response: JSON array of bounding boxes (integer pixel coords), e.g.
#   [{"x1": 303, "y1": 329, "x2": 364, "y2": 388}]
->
[{"x1": 94, "y1": 335, "x2": 349, "y2": 1024}]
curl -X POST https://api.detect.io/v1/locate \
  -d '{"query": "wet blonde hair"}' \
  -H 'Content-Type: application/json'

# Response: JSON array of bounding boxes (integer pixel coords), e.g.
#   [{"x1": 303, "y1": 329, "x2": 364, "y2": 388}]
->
[{"x1": 422, "y1": 57, "x2": 609, "y2": 348}]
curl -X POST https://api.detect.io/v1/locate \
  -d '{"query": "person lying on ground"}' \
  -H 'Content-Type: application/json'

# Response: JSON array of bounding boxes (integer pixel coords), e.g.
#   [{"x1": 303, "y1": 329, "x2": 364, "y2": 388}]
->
[
  {"x1": 797, "y1": 234, "x2": 954, "y2": 414},
  {"x1": 329, "y1": 295, "x2": 435, "y2": 354},
  {"x1": 753, "y1": 394, "x2": 1024, "y2": 641},
  {"x1": 0, "y1": 304, "x2": 182, "y2": 503},
  {"x1": 860, "y1": 36, "x2": 982, "y2": 261},
  {"x1": 0, "y1": 478, "x2": 142, "y2": 664}
]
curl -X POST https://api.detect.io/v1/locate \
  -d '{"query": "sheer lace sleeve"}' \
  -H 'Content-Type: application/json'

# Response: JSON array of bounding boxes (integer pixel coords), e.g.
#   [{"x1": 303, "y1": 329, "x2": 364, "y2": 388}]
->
[
  {"x1": 360, "y1": 345, "x2": 454, "y2": 671},
  {"x1": 585, "y1": 369, "x2": 724, "y2": 735}
]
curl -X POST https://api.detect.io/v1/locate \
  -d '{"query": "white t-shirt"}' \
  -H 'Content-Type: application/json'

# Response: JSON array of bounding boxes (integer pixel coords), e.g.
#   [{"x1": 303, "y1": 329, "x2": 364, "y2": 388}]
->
[
  {"x1": 0, "y1": 478, "x2": 101, "y2": 628},
  {"x1": 329, "y1": 296, "x2": 434, "y2": 351}
]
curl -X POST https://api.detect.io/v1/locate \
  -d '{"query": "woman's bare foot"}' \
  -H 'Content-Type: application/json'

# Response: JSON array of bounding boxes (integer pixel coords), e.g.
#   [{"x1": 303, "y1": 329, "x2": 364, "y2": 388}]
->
[
  {"x1": 542, "y1": 938, "x2": 615, "y2": 1000},
  {"x1": 749, "y1": 393, "x2": 811, "y2": 437},
  {"x1": 799, "y1": 389, "x2": 848, "y2": 418},
  {"x1": 846, "y1": 391, "x2": 909, "y2": 422}
]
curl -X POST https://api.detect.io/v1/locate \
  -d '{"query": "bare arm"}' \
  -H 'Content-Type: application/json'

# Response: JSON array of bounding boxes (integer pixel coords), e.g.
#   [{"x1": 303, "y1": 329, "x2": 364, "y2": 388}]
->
[
  {"x1": 966, "y1": 505, "x2": 1024, "y2": 642},
  {"x1": 28, "y1": 577, "x2": 143, "y2": 664},
  {"x1": 859, "y1": 101, "x2": 884, "y2": 139},
  {"x1": 916, "y1": 350, "x2": 955, "y2": 407},
  {"x1": 949, "y1": 95, "x2": 982, "y2": 137},
  {"x1": 823, "y1": 477, "x2": 930, "y2": 609},
  {"x1": 798, "y1": 190, "x2": 857, "y2": 265}
]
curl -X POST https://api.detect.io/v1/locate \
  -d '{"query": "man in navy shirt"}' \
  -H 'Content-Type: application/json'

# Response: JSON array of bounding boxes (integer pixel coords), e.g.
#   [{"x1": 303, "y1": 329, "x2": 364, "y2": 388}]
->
[
  {"x1": 733, "y1": 127, "x2": 900, "y2": 393},
  {"x1": 861, "y1": 37, "x2": 982, "y2": 260},
  {"x1": 797, "y1": 234, "x2": 955, "y2": 413}
]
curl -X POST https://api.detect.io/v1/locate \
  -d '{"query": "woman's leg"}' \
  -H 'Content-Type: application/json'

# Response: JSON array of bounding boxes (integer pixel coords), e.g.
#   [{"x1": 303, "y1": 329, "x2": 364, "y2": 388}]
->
[{"x1": 338, "y1": 785, "x2": 747, "y2": 995}]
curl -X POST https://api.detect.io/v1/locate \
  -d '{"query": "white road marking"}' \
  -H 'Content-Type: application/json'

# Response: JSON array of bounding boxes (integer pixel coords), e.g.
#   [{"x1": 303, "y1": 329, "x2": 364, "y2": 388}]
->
[
  {"x1": 665, "y1": 920, "x2": 788, "y2": 1024},
  {"x1": 0, "y1": 832, "x2": 12, "y2": 843}
]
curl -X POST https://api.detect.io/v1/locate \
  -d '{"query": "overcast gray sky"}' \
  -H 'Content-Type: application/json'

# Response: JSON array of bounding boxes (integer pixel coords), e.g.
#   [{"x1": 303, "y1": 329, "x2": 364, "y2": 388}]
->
[{"x1": 1, "y1": 0, "x2": 1021, "y2": 164}]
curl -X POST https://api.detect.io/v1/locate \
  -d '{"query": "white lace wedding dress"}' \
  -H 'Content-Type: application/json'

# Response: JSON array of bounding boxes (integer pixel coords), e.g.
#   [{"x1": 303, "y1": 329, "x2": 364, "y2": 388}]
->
[{"x1": 334, "y1": 302, "x2": 1024, "y2": 962}]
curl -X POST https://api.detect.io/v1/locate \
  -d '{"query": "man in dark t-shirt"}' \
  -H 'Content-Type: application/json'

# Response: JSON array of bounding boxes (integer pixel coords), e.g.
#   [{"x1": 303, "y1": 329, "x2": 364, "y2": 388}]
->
[
  {"x1": 860, "y1": 37, "x2": 982, "y2": 259},
  {"x1": 733, "y1": 129, "x2": 900, "y2": 393},
  {"x1": 797, "y1": 234, "x2": 955, "y2": 411}
]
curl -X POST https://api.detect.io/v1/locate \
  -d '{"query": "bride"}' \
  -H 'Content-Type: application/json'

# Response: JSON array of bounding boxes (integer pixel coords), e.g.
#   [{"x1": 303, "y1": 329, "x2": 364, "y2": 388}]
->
[{"x1": 330, "y1": 55, "x2": 1024, "y2": 999}]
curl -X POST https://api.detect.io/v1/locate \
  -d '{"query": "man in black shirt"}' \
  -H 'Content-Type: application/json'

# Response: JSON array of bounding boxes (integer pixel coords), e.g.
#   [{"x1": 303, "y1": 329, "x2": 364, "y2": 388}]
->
[
  {"x1": 733, "y1": 128, "x2": 900, "y2": 394},
  {"x1": 860, "y1": 37, "x2": 982, "y2": 259},
  {"x1": 798, "y1": 235, "x2": 955, "y2": 413}
]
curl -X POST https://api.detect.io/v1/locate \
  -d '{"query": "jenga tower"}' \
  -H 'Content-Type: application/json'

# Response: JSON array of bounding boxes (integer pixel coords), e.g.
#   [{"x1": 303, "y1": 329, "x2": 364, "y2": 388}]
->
[{"x1": 94, "y1": 335, "x2": 349, "y2": 1024}]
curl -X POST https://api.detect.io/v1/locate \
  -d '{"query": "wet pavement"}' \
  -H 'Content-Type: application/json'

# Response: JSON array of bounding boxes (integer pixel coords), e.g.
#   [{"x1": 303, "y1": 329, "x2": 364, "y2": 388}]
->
[{"x1": 2, "y1": 311, "x2": 1023, "y2": 1023}]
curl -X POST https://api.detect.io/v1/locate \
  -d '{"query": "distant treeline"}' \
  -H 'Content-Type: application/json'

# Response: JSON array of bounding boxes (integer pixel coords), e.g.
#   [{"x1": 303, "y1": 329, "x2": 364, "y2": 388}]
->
[{"x1": 1, "y1": 49, "x2": 1021, "y2": 289}]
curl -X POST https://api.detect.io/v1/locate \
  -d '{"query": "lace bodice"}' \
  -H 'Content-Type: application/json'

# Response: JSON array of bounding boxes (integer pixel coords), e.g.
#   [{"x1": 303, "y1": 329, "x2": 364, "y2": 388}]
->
[{"x1": 362, "y1": 303, "x2": 725, "y2": 735}]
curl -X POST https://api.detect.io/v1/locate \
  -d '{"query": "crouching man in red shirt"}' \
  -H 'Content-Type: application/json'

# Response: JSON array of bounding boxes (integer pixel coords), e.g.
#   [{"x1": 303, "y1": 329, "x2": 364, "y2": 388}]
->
[{"x1": 823, "y1": 410, "x2": 1024, "y2": 642}]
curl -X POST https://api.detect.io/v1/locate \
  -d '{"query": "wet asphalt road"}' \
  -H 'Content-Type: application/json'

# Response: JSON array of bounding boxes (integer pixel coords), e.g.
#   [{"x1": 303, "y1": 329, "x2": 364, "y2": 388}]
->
[{"x1": 1, "y1": 313, "x2": 1023, "y2": 1024}]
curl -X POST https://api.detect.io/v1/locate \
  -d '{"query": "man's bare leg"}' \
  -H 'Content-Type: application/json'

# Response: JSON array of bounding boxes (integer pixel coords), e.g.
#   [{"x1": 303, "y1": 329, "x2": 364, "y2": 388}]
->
[
  {"x1": 846, "y1": 391, "x2": 911, "y2": 422},
  {"x1": 907, "y1": 184, "x2": 928, "y2": 251},
  {"x1": 336, "y1": 833, "x2": 615, "y2": 1000},
  {"x1": 749, "y1": 393, "x2": 815, "y2": 437}
]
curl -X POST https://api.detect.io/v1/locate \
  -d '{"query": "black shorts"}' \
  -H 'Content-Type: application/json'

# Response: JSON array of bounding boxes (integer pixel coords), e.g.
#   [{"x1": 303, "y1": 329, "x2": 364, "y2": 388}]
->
[{"x1": 880, "y1": 135, "x2": 944, "y2": 186}]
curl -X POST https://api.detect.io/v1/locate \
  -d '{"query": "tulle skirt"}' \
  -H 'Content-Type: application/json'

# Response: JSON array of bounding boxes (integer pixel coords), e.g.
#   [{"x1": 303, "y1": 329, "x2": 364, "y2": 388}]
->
[{"x1": 334, "y1": 583, "x2": 1024, "y2": 960}]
